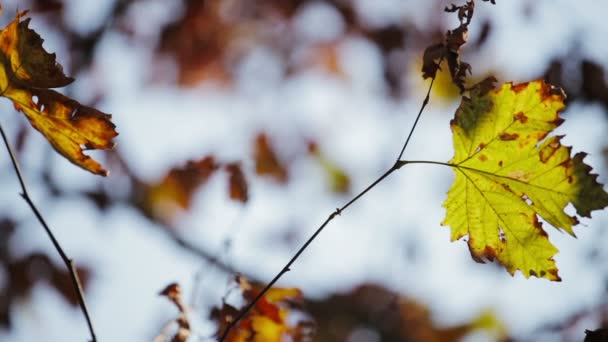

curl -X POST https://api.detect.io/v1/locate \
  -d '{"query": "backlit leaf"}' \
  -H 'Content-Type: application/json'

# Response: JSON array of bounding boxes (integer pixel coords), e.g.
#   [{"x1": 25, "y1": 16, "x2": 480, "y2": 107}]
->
[
  {"x1": 442, "y1": 79, "x2": 608, "y2": 280},
  {"x1": 0, "y1": 11, "x2": 117, "y2": 175}
]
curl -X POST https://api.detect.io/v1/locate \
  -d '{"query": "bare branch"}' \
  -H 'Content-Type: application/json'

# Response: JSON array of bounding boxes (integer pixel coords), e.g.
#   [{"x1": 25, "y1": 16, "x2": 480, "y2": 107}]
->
[{"x1": 0, "y1": 123, "x2": 97, "y2": 342}]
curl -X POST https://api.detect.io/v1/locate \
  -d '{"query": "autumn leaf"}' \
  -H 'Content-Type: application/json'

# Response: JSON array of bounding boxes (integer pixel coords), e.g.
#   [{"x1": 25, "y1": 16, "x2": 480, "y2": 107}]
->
[
  {"x1": 254, "y1": 133, "x2": 288, "y2": 183},
  {"x1": 145, "y1": 156, "x2": 218, "y2": 223},
  {"x1": 212, "y1": 276, "x2": 312, "y2": 341},
  {"x1": 226, "y1": 163, "x2": 248, "y2": 203},
  {"x1": 0, "y1": 11, "x2": 117, "y2": 175},
  {"x1": 158, "y1": 283, "x2": 191, "y2": 342},
  {"x1": 441, "y1": 79, "x2": 608, "y2": 280}
]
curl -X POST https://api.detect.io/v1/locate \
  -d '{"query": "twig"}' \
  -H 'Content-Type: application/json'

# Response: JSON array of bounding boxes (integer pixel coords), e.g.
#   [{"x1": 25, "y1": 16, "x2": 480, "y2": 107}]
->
[
  {"x1": 396, "y1": 58, "x2": 442, "y2": 162},
  {"x1": 166, "y1": 229, "x2": 237, "y2": 276},
  {"x1": 0, "y1": 124, "x2": 98, "y2": 342},
  {"x1": 108, "y1": 150, "x2": 244, "y2": 278},
  {"x1": 218, "y1": 72, "x2": 440, "y2": 340}
]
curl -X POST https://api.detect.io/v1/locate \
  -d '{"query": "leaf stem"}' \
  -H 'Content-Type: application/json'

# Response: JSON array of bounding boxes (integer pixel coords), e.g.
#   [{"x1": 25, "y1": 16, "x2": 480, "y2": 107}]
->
[
  {"x1": 219, "y1": 57, "x2": 443, "y2": 342},
  {"x1": 0, "y1": 123, "x2": 98, "y2": 342},
  {"x1": 398, "y1": 160, "x2": 456, "y2": 168},
  {"x1": 395, "y1": 57, "x2": 442, "y2": 162},
  {"x1": 219, "y1": 162, "x2": 404, "y2": 341},
  {"x1": 219, "y1": 72, "x2": 441, "y2": 339}
]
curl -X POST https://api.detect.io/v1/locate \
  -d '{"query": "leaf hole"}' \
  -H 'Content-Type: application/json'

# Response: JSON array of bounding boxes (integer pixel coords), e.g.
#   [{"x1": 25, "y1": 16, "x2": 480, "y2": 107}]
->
[
  {"x1": 521, "y1": 194, "x2": 533, "y2": 205},
  {"x1": 498, "y1": 226, "x2": 506, "y2": 242}
]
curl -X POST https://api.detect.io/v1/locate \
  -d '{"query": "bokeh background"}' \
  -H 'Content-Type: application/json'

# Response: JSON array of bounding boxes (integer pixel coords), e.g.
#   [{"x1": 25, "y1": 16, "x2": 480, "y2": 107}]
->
[{"x1": 1, "y1": 0, "x2": 608, "y2": 341}]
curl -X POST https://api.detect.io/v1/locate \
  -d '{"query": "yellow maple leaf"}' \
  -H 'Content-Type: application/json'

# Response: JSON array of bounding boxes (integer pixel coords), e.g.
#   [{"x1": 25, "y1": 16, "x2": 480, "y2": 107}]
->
[
  {"x1": 441, "y1": 78, "x2": 608, "y2": 280},
  {"x1": 0, "y1": 11, "x2": 117, "y2": 176}
]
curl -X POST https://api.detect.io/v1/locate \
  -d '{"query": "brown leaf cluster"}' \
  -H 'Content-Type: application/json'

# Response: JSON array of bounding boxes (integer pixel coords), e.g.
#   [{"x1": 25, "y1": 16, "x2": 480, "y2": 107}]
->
[
  {"x1": 306, "y1": 284, "x2": 507, "y2": 342},
  {"x1": 141, "y1": 133, "x2": 294, "y2": 222},
  {"x1": 157, "y1": 0, "x2": 434, "y2": 96},
  {"x1": 422, "y1": 0, "x2": 495, "y2": 92}
]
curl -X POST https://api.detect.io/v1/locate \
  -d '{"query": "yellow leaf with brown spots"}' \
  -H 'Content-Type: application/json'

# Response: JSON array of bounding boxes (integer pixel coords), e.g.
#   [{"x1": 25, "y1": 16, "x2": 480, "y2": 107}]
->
[
  {"x1": 0, "y1": 11, "x2": 117, "y2": 176},
  {"x1": 442, "y1": 78, "x2": 608, "y2": 280}
]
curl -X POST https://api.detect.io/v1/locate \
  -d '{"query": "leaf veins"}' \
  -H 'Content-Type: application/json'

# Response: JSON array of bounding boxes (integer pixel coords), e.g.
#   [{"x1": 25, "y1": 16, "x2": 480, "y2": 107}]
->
[{"x1": 442, "y1": 79, "x2": 608, "y2": 280}]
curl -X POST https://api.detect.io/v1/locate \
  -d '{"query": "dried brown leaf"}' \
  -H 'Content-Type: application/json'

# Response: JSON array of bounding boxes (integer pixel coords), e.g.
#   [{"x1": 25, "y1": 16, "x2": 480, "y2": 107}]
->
[
  {"x1": 254, "y1": 133, "x2": 288, "y2": 183},
  {"x1": 226, "y1": 162, "x2": 248, "y2": 203}
]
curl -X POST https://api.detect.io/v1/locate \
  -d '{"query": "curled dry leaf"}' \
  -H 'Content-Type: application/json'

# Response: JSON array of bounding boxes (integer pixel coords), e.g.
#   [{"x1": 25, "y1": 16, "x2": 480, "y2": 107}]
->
[
  {"x1": 158, "y1": 283, "x2": 191, "y2": 342},
  {"x1": 442, "y1": 79, "x2": 608, "y2": 280},
  {"x1": 0, "y1": 11, "x2": 117, "y2": 175},
  {"x1": 421, "y1": 0, "x2": 494, "y2": 92}
]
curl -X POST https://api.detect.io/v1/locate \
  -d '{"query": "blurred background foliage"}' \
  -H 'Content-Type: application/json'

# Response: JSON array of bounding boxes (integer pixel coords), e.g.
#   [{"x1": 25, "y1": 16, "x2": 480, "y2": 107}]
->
[{"x1": 0, "y1": 0, "x2": 607, "y2": 341}]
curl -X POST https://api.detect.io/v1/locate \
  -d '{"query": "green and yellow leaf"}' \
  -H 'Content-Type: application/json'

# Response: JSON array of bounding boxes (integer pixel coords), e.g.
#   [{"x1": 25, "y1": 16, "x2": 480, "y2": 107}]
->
[{"x1": 442, "y1": 78, "x2": 608, "y2": 281}]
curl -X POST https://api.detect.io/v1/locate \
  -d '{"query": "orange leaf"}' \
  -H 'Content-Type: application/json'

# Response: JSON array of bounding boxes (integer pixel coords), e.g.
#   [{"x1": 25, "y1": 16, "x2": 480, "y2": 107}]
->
[{"x1": 0, "y1": 11, "x2": 117, "y2": 175}]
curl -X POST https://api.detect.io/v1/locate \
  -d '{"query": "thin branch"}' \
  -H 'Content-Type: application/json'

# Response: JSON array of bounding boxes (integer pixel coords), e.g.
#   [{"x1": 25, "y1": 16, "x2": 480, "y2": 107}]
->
[
  {"x1": 108, "y1": 150, "x2": 246, "y2": 278},
  {"x1": 0, "y1": 123, "x2": 98, "y2": 342},
  {"x1": 219, "y1": 161, "x2": 406, "y2": 340},
  {"x1": 398, "y1": 160, "x2": 454, "y2": 168},
  {"x1": 165, "y1": 229, "x2": 237, "y2": 276},
  {"x1": 396, "y1": 59, "x2": 442, "y2": 162},
  {"x1": 218, "y1": 62, "x2": 443, "y2": 341}
]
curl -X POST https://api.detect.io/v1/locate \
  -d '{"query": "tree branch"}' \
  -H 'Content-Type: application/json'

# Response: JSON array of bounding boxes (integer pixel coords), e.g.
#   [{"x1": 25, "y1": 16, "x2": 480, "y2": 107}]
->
[
  {"x1": 218, "y1": 68, "x2": 440, "y2": 339},
  {"x1": 396, "y1": 59, "x2": 442, "y2": 161},
  {"x1": 0, "y1": 123, "x2": 98, "y2": 342}
]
